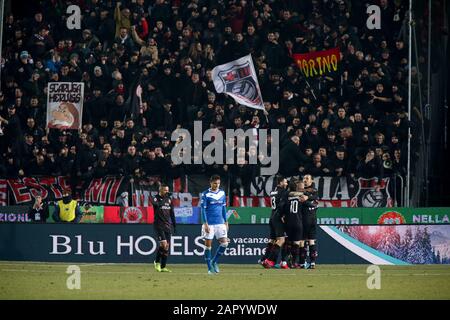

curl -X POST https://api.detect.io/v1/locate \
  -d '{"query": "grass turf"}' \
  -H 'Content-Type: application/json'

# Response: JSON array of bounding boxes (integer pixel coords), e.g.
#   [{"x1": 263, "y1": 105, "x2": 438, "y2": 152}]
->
[{"x1": 0, "y1": 261, "x2": 449, "y2": 300}]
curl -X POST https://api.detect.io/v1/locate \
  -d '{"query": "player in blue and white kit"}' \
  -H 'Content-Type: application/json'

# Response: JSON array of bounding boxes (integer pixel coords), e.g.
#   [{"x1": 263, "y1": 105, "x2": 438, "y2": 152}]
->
[{"x1": 201, "y1": 175, "x2": 229, "y2": 274}]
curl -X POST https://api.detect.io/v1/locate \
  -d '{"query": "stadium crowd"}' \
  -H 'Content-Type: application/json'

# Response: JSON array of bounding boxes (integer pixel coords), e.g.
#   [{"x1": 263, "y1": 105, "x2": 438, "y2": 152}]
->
[{"x1": 0, "y1": 0, "x2": 411, "y2": 197}]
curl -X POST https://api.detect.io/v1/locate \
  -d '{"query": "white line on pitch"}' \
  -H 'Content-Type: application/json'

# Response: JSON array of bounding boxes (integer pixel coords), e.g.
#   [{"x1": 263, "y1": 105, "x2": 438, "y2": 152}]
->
[{"x1": 1, "y1": 269, "x2": 449, "y2": 277}]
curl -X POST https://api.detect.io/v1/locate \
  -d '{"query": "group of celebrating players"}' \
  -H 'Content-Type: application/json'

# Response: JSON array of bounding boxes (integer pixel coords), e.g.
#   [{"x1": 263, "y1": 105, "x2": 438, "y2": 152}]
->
[
  {"x1": 151, "y1": 174, "x2": 318, "y2": 274},
  {"x1": 260, "y1": 174, "x2": 319, "y2": 269}
]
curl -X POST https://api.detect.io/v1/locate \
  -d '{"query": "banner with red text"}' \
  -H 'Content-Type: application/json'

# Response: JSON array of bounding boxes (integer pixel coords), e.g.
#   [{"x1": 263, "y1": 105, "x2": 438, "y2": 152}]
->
[
  {"x1": 1, "y1": 176, "x2": 395, "y2": 208},
  {"x1": 293, "y1": 47, "x2": 340, "y2": 77},
  {"x1": 1, "y1": 176, "x2": 126, "y2": 206}
]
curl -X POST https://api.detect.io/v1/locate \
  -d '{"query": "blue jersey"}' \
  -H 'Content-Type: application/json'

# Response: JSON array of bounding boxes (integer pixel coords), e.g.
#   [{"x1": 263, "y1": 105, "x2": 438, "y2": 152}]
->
[{"x1": 201, "y1": 188, "x2": 227, "y2": 225}]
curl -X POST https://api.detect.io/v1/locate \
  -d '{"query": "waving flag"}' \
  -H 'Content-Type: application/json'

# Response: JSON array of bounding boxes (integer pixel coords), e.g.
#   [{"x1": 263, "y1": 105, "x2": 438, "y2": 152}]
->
[
  {"x1": 212, "y1": 54, "x2": 264, "y2": 110},
  {"x1": 130, "y1": 81, "x2": 143, "y2": 120},
  {"x1": 293, "y1": 47, "x2": 341, "y2": 78}
]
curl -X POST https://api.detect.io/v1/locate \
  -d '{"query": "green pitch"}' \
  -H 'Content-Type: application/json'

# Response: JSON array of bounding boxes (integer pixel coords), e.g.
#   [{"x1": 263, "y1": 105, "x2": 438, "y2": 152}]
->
[{"x1": 0, "y1": 261, "x2": 449, "y2": 300}]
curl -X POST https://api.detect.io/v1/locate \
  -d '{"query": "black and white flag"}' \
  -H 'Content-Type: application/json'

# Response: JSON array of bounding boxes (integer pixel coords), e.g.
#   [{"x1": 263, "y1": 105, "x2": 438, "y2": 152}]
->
[{"x1": 212, "y1": 54, "x2": 264, "y2": 110}]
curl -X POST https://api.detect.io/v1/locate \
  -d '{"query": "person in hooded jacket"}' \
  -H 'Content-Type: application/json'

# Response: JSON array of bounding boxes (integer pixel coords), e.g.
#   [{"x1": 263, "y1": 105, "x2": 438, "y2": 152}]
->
[{"x1": 52, "y1": 189, "x2": 82, "y2": 223}]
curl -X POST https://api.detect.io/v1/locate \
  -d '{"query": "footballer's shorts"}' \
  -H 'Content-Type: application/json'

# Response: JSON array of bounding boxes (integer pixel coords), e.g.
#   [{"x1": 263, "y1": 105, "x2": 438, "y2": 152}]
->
[
  {"x1": 201, "y1": 223, "x2": 228, "y2": 240},
  {"x1": 154, "y1": 225, "x2": 172, "y2": 242},
  {"x1": 286, "y1": 222, "x2": 303, "y2": 242},
  {"x1": 269, "y1": 216, "x2": 286, "y2": 239},
  {"x1": 302, "y1": 212, "x2": 317, "y2": 240}
]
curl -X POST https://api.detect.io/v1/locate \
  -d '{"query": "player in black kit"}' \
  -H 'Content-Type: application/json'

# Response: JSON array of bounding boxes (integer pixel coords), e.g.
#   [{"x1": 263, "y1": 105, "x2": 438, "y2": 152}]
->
[
  {"x1": 152, "y1": 184, "x2": 176, "y2": 272},
  {"x1": 300, "y1": 175, "x2": 319, "y2": 269},
  {"x1": 261, "y1": 176, "x2": 288, "y2": 268},
  {"x1": 285, "y1": 179, "x2": 305, "y2": 269}
]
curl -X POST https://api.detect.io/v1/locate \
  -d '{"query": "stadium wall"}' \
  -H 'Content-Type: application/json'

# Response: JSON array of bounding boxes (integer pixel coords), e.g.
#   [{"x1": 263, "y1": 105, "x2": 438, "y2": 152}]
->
[
  {"x1": 0, "y1": 224, "x2": 448, "y2": 265},
  {"x1": 1, "y1": 206, "x2": 449, "y2": 225}
]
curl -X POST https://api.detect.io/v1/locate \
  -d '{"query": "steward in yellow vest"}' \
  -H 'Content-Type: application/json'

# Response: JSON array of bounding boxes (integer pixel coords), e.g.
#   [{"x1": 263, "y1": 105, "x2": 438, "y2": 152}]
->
[{"x1": 52, "y1": 191, "x2": 82, "y2": 223}]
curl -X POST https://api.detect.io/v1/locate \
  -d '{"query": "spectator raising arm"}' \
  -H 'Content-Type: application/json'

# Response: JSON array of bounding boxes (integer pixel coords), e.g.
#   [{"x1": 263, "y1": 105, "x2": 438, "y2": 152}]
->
[{"x1": 131, "y1": 25, "x2": 145, "y2": 47}]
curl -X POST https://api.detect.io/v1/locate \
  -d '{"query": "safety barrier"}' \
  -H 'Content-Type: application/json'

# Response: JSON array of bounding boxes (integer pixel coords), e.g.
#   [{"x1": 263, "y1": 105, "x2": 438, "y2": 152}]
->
[{"x1": 1, "y1": 206, "x2": 449, "y2": 225}]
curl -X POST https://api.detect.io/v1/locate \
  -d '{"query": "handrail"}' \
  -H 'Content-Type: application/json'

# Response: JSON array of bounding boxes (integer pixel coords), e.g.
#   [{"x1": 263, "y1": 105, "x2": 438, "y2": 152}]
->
[{"x1": 395, "y1": 174, "x2": 405, "y2": 207}]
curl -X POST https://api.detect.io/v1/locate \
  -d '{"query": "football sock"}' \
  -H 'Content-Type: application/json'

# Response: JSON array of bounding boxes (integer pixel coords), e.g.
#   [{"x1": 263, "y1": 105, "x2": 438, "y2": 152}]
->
[
  {"x1": 262, "y1": 242, "x2": 274, "y2": 260},
  {"x1": 155, "y1": 246, "x2": 163, "y2": 263},
  {"x1": 299, "y1": 246, "x2": 307, "y2": 265},
  {"x1": 213, "y1": 243, "x2": 228, "y2": 263},
  {"x1": 268, "y1": 244, "x2": 281, "y2": 262},
  {"x1": 204, "y1": 247, "x2": 212, "y2": 270},
  {"x1": 310, "y1": 244, "x2": 318, "y2": 263},
  {"x1": 291, "y1": 244, "x2": 300, "y2": 265},
  {"x1": 161, "y1": 247, "x2": 169, "y2": 268},
  {"x1": 281, "y1": 242, "x2": 290, "y2": 262}
]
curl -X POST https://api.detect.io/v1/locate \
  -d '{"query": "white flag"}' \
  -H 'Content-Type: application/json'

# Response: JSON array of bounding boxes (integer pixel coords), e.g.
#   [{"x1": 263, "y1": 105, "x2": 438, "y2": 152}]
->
[{"x1": 212, "y1": 54, "x2": 264, "y2": 110}]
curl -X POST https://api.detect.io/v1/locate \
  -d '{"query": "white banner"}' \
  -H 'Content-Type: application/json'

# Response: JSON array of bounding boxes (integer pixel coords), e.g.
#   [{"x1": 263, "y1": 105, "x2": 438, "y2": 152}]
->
[
  {"x1": 46, "y1": 82, "x2": 84, "y2": 130},
  {"x1": 212, "y1": 54, "x2": 264, "y2": 110}
]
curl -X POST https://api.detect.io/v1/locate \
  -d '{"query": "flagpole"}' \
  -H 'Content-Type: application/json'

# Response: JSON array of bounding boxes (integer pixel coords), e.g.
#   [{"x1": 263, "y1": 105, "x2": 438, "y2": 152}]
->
[
  {"x1": 0, "y1": 0, "x2": 5, "y2": 87},
  {"x1": 406, "y1": 0, "x2": 412, "y2": 207},
  {"x1": 304, "y1": 78, "x2": 318, "y2": 101}
]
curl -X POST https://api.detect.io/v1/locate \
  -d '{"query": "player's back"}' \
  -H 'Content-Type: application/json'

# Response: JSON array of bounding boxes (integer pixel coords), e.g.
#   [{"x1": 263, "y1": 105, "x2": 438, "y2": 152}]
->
[
  {"x1": 269, "y1": 186, "x2": 288, "y2": 219},
  {"x1": 201, "y1": 188, "x2": 226, "y2": 225},
  {"x1": 286, "y1": 191, "x2": 303, "y2": 225}
]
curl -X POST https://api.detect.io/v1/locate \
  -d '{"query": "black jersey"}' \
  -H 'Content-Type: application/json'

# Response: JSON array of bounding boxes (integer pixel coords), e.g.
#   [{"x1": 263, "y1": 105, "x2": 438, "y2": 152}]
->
[
  {"x1": 269, "y1": 187, "x2": 288, "y2": 219},
  {"x1": 302, "y1": 186, "x2": 319, "y2": 240},
  {"x1": 152, "y1": 194, "x2": 176, "y2": 230},
  {"x1": 301, "y1": 187, "x2": 319, "y2": 215},
  {"x1": 286, "y1": 192, "x2": 303, "y2": 225},
  {"x1": 28, "y1": 204, "x2": 49, "y2": 223}
]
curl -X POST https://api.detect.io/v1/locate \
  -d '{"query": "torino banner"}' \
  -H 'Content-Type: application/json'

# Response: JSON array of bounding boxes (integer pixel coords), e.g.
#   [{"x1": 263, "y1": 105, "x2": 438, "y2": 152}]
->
[
  {"x1": 46, "y1": 82, "x2": 84, "y2": 130},
  {"x1": 293, "y1": 47, "x2": 340, "y2": 78}
]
